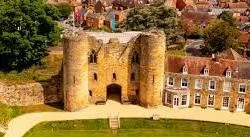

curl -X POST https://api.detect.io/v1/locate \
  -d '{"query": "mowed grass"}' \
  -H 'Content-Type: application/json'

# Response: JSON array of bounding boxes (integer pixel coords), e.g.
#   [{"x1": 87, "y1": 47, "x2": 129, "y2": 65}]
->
[
  {"x1": 24, "y1": 119, "x2": 250, "y2": 137},
  {"x1": 0, "y1": 103, "x2": 62, "y2": 126}
]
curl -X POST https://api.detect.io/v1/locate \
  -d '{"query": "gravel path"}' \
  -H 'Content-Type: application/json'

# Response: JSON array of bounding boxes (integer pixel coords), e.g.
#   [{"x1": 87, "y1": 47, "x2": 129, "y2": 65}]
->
[{"x1": 4, "y1": 100, "x2": 250, "y2": 137}]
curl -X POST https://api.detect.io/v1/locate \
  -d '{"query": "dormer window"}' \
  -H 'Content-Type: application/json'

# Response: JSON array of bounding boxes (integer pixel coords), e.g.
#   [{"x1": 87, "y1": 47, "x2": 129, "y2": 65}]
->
[
  {"x1": 183, "y1": 65, "x2": 188, "y2": 74},
  {"x1": 226, "y1": 70, "x2": 231, "y2": 78},
  {"x1": 204, "y1": 68, "x2": 209, "y2": 76}
]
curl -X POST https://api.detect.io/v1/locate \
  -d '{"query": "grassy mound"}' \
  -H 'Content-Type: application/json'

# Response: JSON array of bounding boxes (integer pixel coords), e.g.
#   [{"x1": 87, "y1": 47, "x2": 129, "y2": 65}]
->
[{"x1": 0, "y1": 53, "x2": 62, "y2": 84}]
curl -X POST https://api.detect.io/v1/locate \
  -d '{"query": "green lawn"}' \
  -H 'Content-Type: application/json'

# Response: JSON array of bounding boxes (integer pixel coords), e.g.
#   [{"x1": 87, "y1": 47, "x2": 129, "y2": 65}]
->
[
  {"x1": 0, "y1": 103, "x2": 62, "y2": 126},
  {"x1": 24, "y1": 119, "x2": 250, "y2": 137}
]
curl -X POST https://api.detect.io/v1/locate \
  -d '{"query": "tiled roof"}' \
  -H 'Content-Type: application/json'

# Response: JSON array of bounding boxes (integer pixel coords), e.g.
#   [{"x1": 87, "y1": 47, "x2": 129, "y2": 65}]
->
[
  {"x1": 219, "y1": 48, "x2": 247, "y2": 61},
  {"x1": 239, "y1": 32, "x2": 250, "y2": 43},
  {"x1": 176, "y1": 0, "x2": 187, "y2": 11},
  {"x1": 228, "y1": 2, "x2": 248, "y2": 9},
  {"x1": 165, "y1": 55, "x2": 250, "y2": 79}
]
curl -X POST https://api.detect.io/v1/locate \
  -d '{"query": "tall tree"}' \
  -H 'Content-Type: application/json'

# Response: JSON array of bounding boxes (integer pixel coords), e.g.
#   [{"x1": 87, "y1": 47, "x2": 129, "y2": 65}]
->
[
  {"x1": 203, "y1": 19, "x2": 240, "y2": 55},
  {"x1": 0, "y1": 0, "x2": 62, "y2": 70},
  {"x1": 218, "y1": 11, "x2": 236, "y2": 26},
  {"x1": 121, "y1": 6, "x2": 182, "y2": 46}
]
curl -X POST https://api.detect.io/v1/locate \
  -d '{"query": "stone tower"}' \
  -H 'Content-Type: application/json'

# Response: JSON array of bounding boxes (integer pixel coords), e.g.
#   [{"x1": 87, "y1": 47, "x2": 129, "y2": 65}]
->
[
  {"x1": 63, "y1": 31, "x2": 89, "y2": 111},
  {"x1": 139, "y1": 32, "x2": 166, "y2": 107}
]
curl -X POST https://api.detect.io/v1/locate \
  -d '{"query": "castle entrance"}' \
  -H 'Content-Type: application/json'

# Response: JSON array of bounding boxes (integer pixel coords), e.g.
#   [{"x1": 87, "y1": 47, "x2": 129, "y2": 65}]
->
[{"x1": 107, "y1": 84, "x2": 122, "y2": 102}]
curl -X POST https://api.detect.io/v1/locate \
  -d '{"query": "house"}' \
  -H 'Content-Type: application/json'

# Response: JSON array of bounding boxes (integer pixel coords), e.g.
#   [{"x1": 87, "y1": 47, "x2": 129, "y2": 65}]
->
[
  {"x1": 94, "y1": 0, "x2": 113, "y2": 13},
  {"x1": 104, "y1": 9, "x2": 127, "y2": 29},
  {"x1": 228, "y1": 2, "x2": 248, "y2": 13},
  {"x1": 112, "y1": 0, "x2": 155, "y2": 10},
  {"x1": 86, "y1": 13, "x2": 105, "y2": 28},
  {"x1": 165, "y1": 54, "x2": 250, "y2": 111}
]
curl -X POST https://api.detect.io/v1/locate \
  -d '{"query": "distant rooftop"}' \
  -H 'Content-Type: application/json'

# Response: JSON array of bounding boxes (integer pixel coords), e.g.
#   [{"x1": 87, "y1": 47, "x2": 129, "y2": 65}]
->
[{"x1": 86, "y1": 31, "x2": 142, "y2": 44}]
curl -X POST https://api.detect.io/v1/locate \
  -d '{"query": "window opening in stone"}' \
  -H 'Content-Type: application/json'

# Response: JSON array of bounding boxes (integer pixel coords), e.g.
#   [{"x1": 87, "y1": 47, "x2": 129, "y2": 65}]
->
[
  {"x1": 94, "y1": 73, "x2": 98, "y2": 81},
  {"x1": 131, "y1": 73, "x2": 135, "y2": 81},
  {"x1": 113, "y1": 73, "x2": 117, "y2": 80},
  {"x1": 89, "y1": 90, "x2": 92, "y2": 96},
  {"x1": 89, "y1": 50, "x2": 97, "y2": 63}
]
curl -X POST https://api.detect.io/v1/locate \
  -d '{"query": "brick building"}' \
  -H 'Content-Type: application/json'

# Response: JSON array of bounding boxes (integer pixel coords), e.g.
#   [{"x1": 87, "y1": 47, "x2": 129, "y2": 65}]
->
[{"x1": 165, "y1": 54, "x2": 250, "y2": 112}]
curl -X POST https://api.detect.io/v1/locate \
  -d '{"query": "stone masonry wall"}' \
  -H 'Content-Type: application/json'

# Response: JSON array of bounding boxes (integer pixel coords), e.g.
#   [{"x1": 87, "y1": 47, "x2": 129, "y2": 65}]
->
[
  {"x1": 0, "y1": 74, "x2": 63, "y2": 106},
  {"x1": 63, "y1": 31, "x2": 89, "y2": 111}
]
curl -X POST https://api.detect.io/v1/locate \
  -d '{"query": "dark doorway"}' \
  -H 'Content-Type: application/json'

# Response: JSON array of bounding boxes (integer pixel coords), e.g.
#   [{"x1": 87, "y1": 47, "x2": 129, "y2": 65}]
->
[{"x1": 106, "y1": 84, "x2": 122, "y2": 102}]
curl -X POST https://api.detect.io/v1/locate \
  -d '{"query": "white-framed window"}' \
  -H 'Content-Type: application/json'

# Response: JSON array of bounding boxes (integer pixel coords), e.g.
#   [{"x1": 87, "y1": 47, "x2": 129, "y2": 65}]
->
[
  {"x1": 183, "y1": 65, "x2": 188, "y2": 74},
  {"x1": 223, "y1": 81, "x2": 231, "y2": 92},
  {"x1": 207, "y1": 94, "x2": 214, "y2": 106},
  {"x1": 222, "y1": 96, "x2": 230, "y2": 109},
  {"x1": 167, "y1": 77, "x2": 174, "y2": 87},
  {"x1": 181, "y1": 95, "x2": 187, "y2": 105},
  {"x1": 195, "y1": 79, "x2": 203, "y2": 89},
  {"x1": 239, "y1": 83, "x2": 247, "y2": 93},
  {"x1": 181, "y1": 78, "x2": 188, "y2": 88},
  {"x1": 194, "y1": 93, "x2": 201, "y2": 105},
  {"x1": 204, "y1": 68, "x2": 209, "y2": 76},
  {"x1": 226, "y1": 71, "x2": 231, "y2": 78},
  {"x1": 209, "y1": 80, "x2": 216, "y2": 90}
]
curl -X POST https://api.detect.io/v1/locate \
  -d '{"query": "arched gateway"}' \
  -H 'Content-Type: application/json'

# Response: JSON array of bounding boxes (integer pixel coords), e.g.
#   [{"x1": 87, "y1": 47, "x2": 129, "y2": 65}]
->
[{"x1": 106, "y1": 84, "x2": 122, "y2": 102}]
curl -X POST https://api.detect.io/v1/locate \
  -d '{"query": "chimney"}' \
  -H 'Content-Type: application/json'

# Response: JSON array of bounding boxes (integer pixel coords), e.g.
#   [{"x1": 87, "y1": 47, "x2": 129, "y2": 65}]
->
[
  {"x1": 212, "y1": 53, "x2": 216, "y2": 60},
  {"x1": 212, "y1": 53, "x2": 220, "y2": 62}
]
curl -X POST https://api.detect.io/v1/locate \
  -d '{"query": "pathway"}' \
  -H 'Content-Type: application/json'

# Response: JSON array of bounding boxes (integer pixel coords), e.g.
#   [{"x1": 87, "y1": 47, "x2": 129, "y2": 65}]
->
[{"x1": 4, "y1": 100, "x2": 250, "y2": 137}]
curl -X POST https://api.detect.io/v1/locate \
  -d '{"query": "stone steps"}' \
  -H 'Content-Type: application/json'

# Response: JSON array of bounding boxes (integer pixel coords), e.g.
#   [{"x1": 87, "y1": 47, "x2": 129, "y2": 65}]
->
[{"x1": 109, "y1": 116, "x2": 120, "y2": 129}]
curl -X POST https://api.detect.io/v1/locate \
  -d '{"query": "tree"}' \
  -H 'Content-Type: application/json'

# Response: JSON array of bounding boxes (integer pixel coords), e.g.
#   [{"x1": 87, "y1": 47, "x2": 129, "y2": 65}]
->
[
  {"x1": 56, "y1": 3, "x2": 72, "y2": 19},
  {"x1": 0, "y1": 0, "x2": 62, "y2": 71},
  {"x1": 121, "y1": 6, "x2": 182, "y2": 46},
  {"x1": 218, "y1": 11, "x2": 236, "y2": 27},
  {"x1": 203, "y1": 20, "x2": 240, "y2": 55}
]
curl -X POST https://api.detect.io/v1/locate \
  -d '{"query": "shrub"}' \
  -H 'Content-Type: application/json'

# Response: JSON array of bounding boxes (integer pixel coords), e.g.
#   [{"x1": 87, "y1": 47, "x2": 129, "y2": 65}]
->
[
  {"x1": 215, "y1": 107, "x2": 221, "y2": 110},
  {"x1": 201, "y1": 105, "x2": 207, "y2": 109}
]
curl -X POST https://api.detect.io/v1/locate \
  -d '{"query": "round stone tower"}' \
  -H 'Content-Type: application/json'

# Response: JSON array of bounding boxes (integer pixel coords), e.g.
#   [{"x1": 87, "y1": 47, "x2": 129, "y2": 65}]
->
[
  {"x1": 139, "y1": 31, "x2": 166, "y2": 107},
  {"x1": 63, "y1": 31, "x2": 89, "y2": 111}
]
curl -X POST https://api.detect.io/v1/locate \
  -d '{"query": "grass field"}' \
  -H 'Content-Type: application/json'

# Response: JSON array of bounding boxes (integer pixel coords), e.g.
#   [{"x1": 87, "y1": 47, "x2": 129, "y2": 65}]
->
[
  {"x1": 0, "y1": 103, "x2": 62, "y2": 126},
  {"x1": 24, "y1": 119, "x2": 250, "y2": 137}
]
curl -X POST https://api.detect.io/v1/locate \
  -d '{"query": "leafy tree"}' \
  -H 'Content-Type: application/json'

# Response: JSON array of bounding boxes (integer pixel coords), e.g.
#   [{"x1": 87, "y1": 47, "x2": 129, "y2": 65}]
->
[
  {"x1": 0, "y1": 0, "x2": 62, "y2": 71},
  {"x1": 218, "y1": 11, "x2": 236, "y2": 26},
  {"x1": 121, "y1": 6, "x2": 182, "y2": 46},
  {"x1": 44, "y1": 4, "x2": 61, "y2": 20},
  {"x1": 56, "y1": 3, "x2": 72, "y2": 19},
  {"x1": 203, "y1": 19, "x2": 240, "y2": 55}
]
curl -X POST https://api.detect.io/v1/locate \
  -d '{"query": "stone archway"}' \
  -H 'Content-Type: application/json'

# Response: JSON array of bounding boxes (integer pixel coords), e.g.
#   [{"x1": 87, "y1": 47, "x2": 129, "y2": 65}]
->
[{"x1": 106, "y1": 84, "x2": 122, "y2": 102}]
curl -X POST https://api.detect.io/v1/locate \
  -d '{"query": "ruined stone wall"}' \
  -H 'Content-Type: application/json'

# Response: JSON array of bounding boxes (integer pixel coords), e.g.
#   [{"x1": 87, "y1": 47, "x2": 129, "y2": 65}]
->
[
  {"x1": 139, "y1": 32, "x2": 166, "y2": 107},
  {"x1": 0, "y1": 74, "x2": 63, "y2": 106},
  {"x1": 165, "y1": 72, "x2": 250, "y2": 112},
  {"x1": 63, "y1": 31, "x2": 89, "y2": 111}
]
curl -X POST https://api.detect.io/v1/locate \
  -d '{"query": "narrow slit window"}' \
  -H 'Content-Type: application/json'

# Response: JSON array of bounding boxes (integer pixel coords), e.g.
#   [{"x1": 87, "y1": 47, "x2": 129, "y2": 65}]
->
[
  {"x1": 131, "y1": 73, "x2": 135, "y2": 81},
  {"x1": 94, "y1": 73, "x2": 98, "y2": 81},
  {"x1": 113, "y1": 73, "x2": 117, "y2": 80},
  {"x1": 89, "y1": 90, "x2": 92, "y2": 96}
]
